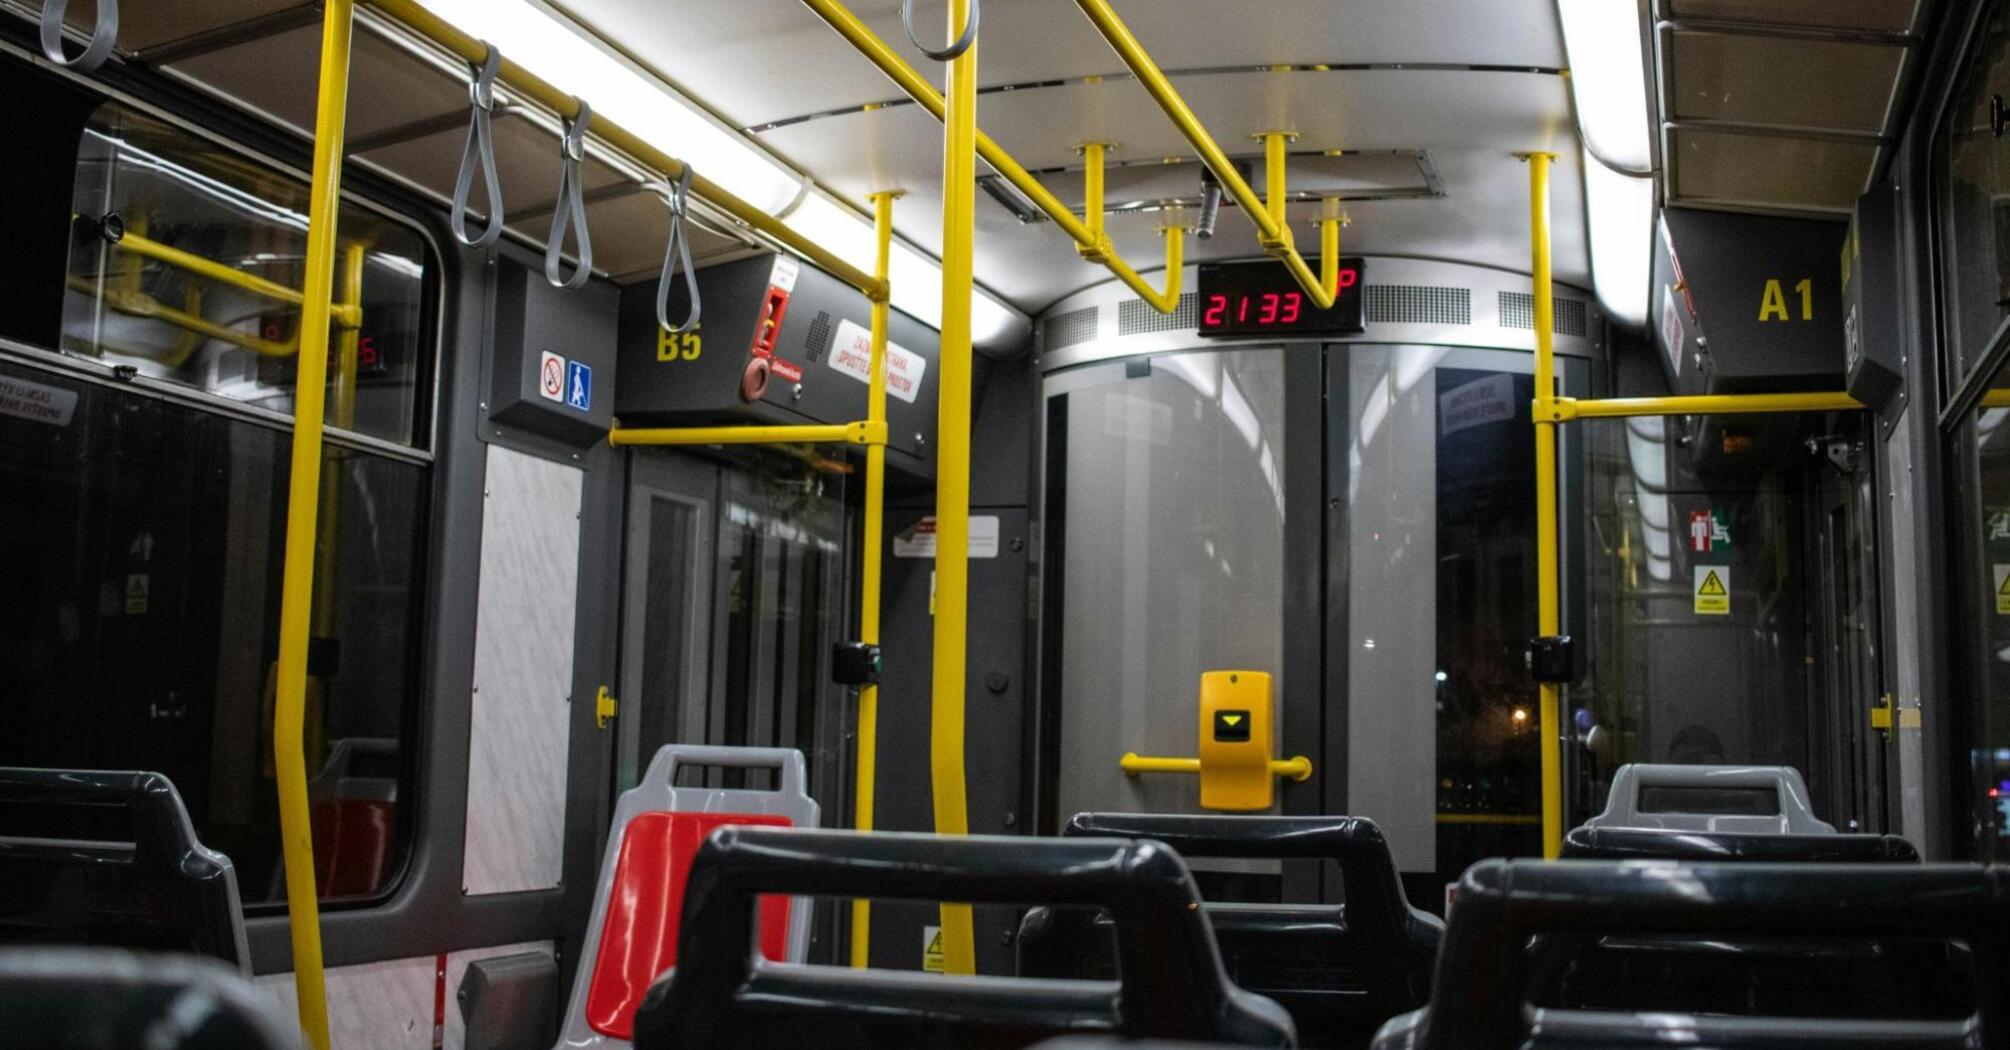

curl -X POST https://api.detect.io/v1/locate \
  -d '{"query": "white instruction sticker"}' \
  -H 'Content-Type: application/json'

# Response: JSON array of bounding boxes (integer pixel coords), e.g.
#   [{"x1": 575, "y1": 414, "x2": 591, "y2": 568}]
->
[
  {"x1": 893, "y1": 515, "x2": 1000, "y2": 559},
  {"x1": 0, "y1": 374, "x2": 78, "y2": 426},
  {"x1": 828, "y1": 318, "x2": 927, "y2": 404}
]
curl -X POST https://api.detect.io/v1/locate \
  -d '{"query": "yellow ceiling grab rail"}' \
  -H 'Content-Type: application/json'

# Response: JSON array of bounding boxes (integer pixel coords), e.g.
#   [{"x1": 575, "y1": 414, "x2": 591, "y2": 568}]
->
[
  {"x1": 364, "y1": 0, "x2": 885, "y2": 303},
  {"x1": 1070, "y1": 0, "x2": 1342, "y2": 310},
  {"x1": 799, "y1": 0, "x2": 1181, "y2": 313}
]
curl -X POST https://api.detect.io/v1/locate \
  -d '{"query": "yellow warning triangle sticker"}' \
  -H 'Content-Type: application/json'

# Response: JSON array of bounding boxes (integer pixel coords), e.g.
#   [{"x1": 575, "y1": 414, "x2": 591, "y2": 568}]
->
[
  {"x1": 926, "y1": 930, "x2": 943, "y2": 953},
  {"x1": 1222, "y1": 714, "x2": 1243, "y2": 726},
  {"x1": 1997, "y1": 572, "x2": 2010, "y2": 598},
  {"x1": 1698, "y1": 570, "x2": 1727, "y2": 596}
]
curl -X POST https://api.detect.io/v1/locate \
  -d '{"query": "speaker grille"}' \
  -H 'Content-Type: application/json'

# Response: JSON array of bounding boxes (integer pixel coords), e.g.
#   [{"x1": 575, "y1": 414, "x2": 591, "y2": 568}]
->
[
  {"x1": 1043, "y1": 306, "x2": 1099, "y2": 350},
  {"x1": 1117, "y1": 293, "x2": 1198, "y2": 335},
  {"x1": 1499, "y1": 292, "x2": 1587, "y2": 336},
  {"x1": 1364, "y1": 285, "x2": 1472, "y2": 326},
  {"x1": 802, "y1": 310, "x2": 832, "y2": 363}
]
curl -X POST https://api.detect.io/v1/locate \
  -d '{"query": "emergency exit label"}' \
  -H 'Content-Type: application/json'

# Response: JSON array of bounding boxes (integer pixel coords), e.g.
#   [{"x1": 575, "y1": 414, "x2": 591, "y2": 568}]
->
[
  {"x1": 1994, "y1": 565, "x2": 2010, "y2": 615},
  {"x1": 828, "y1": 318, "x2": 926, "y2": 403},
  {"x1": 1694, "y1": 565, "x2": 1730, "y2": 616}
]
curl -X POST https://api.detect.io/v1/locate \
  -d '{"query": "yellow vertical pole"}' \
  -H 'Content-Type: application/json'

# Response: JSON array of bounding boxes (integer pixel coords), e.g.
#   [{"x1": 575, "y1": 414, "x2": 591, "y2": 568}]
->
[
  {"x1": 931, "y1": 0, "x2": 979, "y2": 976},
  {"x1": 1319, "y1": 214, "x2": 1340, "y2": 295},
  {"x1": 851, "y1": 190, "x2": 897, "y2": 969},
  {"x1": 274, "y1": 4, "x2": 354, "y2": 1047},
  {"x1": 1264, "y1": 132, "x2": 1290, "y2": 229},
  {"x1": 1526, "y1": 151, "x2": 1564, "y2": 861},
  {"x1": 1082, "y1": 142, "x2": 1106, "y2": 246}
]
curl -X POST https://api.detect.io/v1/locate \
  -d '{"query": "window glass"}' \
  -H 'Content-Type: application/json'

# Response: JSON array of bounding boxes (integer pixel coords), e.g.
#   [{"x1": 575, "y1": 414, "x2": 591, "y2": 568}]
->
[
  {"x1": 1940, "y1": 6, "x2": 2010, "y2": 386},
  {"x1": 1960, "y1": 356, "x2": 2010, "y2": 861},
  {"x1": 1579, "y1": 411, "x2": 1879, "y2": 830},
  {"x1": 63, "y1": 103, "x2": 429, "y2": 447},
  {"x1": 0, "y1": 356, "x2": 427, "y2": 904}
]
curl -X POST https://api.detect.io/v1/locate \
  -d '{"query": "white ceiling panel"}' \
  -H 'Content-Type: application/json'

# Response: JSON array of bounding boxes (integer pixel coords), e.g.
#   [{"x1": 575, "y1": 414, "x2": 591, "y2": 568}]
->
[{"x1": 552, "y1": 0, "x2": 1568, "y2": 127}]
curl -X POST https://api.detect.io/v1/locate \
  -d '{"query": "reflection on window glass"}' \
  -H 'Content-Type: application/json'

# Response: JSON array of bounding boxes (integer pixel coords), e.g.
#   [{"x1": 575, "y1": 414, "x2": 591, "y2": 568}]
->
[
  {"x1": 1051, "y1": 349, "x2": 1287, "y2": 835},
  {"x1": 1582, "y1": 412, "x2": 1877, "y2": 826},
  {"x1": 1963, "y1": 358, "x2": 2010, "y2": 861},
  {"x1": 706, "y1": 459, "x2": 848, "y2": 802},
  {"x1": 0, "y1": 361, "x2": 427, "y2": 903},
  {"x1": 1939, "y1": 6, "x2": 2010, "y2": 386},
  {"x1": 63, "y1": 103, "x2": 429, "y2": 446}
]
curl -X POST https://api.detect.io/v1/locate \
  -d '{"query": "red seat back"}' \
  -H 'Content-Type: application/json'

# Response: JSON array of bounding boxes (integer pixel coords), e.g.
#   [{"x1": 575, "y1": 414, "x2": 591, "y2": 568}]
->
[
  {"x1": 585, "y1": 811, "x2": 794, "y2": 1039},
  {"x1": 310, "y1": 799, "x2": 396, "y2": 898}
]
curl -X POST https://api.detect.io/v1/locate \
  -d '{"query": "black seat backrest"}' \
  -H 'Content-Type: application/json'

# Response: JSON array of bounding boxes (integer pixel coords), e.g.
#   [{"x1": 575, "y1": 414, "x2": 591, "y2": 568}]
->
[
  {"x1": 0, "y1": 768, "x2": 248, "y2": 972},
  {"x1": 1562, "y1": 825, "x2": 1920, "y2": 862},
  {"x1": 1371, "y1": 860, "x2": 2010, "y2": 1050},
  {"x1": 633, "y1": 827, "x2": 1295, "y2": 1050},
  {"x1": 0, "y1": 947, "x2": 298, "y2": 1050},
  {"x1": 1021, "y1": 813, "x2": 1439, "y2": 1049}
]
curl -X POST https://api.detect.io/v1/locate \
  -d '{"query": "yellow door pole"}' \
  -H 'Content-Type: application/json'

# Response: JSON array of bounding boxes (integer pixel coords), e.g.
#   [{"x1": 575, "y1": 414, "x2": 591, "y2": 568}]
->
[
  {"x1": 851, "y1": 189, "x2": 898, "y2": 969},
  {"x1": 930, "y1": 0, "x2": 978, "y2": 976},
  {"x1": 274, "y1": 4, "x2": 355, "y2": 1047},
  {"x1": 1524, "y1": 151, "x2": 1564, "y2": 861}
]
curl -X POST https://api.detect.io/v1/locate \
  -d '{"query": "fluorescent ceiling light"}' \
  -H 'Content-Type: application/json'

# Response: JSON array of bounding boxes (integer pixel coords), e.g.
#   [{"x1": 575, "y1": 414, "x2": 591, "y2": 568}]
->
[
  {"x1": 1582, "y1": 151, "x2": 1654, "y2": 328},
  {"x1": 414, "y1": 0, "x2": 1027, "y2": 347},
  {"x1": 1555, "y1": 0, "x2": 1652, "y2": 174}
]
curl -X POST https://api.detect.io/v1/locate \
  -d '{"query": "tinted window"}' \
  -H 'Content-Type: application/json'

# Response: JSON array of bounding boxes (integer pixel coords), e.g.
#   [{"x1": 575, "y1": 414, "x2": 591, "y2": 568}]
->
[
  {"x1": 1939, "y1": 7, "x2": 2010, "y2": 387},
  {"x1": 63, "y1": 103, "x2": 430, "y2": 447}
]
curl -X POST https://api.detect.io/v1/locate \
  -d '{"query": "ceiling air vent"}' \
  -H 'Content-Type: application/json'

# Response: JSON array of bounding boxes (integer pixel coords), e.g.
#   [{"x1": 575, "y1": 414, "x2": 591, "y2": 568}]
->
[
  {"x1": 1042, "y1": 306, "x2": 1099, "y2": 350},
  {"x1": 1499, "y1": 292, "x2": 1587, "y2": 337},
  {"x1": 1365, "y1": 285, "x2": 1472, "y2": 326},
  {"x1": 1118, "y1": 293, "x2": 1198, "y2": 336}
]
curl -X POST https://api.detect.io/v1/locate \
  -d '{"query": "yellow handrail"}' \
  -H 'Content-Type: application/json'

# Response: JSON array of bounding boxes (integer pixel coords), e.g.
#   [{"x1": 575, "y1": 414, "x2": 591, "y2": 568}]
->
[
  {"x1": 798, "y1": 0, "x2": 1182, "y2": 313},
  {"x1": 364, "y1": 0, "x2": 884, "y2": 302},
  {"x1": 1070, "y1": 0, "x2": 1339, "y2": 310},
  {"x1": 849, "y1": 190, "x2": 896, "y2": 969},
  {"x1": 1525, "y1": 152, "x2": 1564, "y2": 861},
  {"x1": 1077, "y1": 142, "x2": 1184, "y2": 311},
  {"x1": 607, "y1": 421, "x2": 886, "y2": 447},
  {"x1": 272, "y1": 2, "x2": 355, "y2": 1047},
  {"x1": 115, "y1": 229, "x2": 364, "y2": 330},
  {"x1": 1548, "y1": 392, "x2": 1865, "y2": 421},
  {"x1": 928, "y1": 0, "x2": 979, "y2": 978},
  {"x1": 1119, "y1": 752, "x2": 1313, "y2": 781}
]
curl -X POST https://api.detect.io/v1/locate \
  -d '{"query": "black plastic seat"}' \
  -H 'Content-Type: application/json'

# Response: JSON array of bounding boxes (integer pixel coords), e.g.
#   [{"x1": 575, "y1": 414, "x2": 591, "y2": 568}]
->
[
  {"x1": 1019, "y1": 814, "x2": 1440, "y2": 1049},
  {"x1": 632, "y1": 827, "x2": 1296, "y2": 1049},
  {"x1": 1371, "y1": 860, "x2": 2010, "y2": 1050},
  {"x1": 0, "y1": 768, "x2": 248, "y2": 971},
  {"x1": 0, "y1": 947, "x2": 298, "y2": 1050},
  {"x1": 1561, "y1": 825, "x2": 1919, "y2": 862}
]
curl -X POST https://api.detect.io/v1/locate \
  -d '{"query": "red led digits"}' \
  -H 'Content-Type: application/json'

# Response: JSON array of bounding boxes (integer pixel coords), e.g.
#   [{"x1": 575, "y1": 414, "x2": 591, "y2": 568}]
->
[{"x1": 1203, "y1": 294, "x2": 1227, "y2": 326}]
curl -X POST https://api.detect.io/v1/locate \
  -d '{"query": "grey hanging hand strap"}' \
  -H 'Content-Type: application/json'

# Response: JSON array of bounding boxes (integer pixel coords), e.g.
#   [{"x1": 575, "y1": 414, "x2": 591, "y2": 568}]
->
[
  {"x1": 41, "y1": 0, "x2": 118, "y2": 72},
  {"x1": 451, "y1": 45, "x2": 505, "y2": 249},
  {"x1": 545, "y1": 100, "x2": 593, "y2": 290},
  {"x1": 902, "y1": 0, "x2": 978, "y2": 61},
  {"x1": 655, "y1": 168, "x2": 701, "y2": 335}
]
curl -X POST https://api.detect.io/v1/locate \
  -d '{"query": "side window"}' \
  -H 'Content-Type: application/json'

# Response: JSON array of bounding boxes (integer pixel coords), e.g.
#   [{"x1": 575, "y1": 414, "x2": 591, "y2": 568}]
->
[
  {"x1": 0, "y1": 102, "x2": 436, "y2": 905},
  {"x1": 1957, "y1": 359, "x2": 2010, "y2": 862},
  {"x1": 62, "y1": 103, "x2": 430, "y2": 447},
  {"x1": 1940, "y1": 6, "x2": 2010, "y2": 389}
]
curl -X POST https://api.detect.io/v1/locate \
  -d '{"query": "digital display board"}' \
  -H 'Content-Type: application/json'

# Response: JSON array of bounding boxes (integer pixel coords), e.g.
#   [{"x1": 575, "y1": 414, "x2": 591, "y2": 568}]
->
[{"x1": 1195, "y1": 259, "x2": 1365, "y2": 338}]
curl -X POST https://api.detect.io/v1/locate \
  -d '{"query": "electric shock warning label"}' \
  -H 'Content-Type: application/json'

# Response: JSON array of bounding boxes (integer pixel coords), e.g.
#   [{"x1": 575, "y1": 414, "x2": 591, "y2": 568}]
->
[
  {"x1": 1694, "y1": 565, "x2": 1730, "y2": 616},
  {"x1": 828, "y1": 318, "x2": 927, "y2": 403}
]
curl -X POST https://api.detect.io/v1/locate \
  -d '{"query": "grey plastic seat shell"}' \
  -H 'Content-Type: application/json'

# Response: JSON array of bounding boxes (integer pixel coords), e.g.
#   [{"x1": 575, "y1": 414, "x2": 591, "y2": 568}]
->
[
  {"x1": 0, "y1": 947, "x2": 300, "y2": 1050},
  {"x1": 1583, "y1": 764, "x2": 1834, "y2": 834},
  {"x1": 554, "y1": 745, "x2": 819, "y2": 1050}
]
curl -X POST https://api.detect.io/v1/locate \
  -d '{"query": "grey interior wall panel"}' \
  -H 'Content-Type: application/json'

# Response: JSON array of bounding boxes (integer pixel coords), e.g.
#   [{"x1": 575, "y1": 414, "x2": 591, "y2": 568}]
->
[
  {"x1": 465, "y1": 443, "x2": 583, "y2": 895},
  {"x1": 257, "y1": 956, "x2": 435, "y2": 1050}
]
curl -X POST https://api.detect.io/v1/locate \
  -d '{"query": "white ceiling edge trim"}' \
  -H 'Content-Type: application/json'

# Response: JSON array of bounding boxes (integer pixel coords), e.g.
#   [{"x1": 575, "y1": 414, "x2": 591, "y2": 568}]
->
[{"x1": 417, "y1": 0, "x2": 1030, "y2": 347}]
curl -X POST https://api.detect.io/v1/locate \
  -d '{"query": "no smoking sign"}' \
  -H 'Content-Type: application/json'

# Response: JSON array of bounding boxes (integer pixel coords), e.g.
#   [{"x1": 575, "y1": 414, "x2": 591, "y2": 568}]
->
[{"x1": 538, "y1": 350, "x2": 567, "y2": 403}]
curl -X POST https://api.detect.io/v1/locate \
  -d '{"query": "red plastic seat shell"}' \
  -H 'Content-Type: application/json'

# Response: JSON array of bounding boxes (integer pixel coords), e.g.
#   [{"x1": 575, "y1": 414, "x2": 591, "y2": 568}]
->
[{"x1": 585, "y1": 811, "x2": 794, "y2": 1039}]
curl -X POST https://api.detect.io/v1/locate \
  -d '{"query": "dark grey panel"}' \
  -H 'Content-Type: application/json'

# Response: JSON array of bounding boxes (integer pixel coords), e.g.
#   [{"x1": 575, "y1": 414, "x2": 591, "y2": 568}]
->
[{"x1": 489, "y1": 259, "x2": 620, "y2": 446}]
